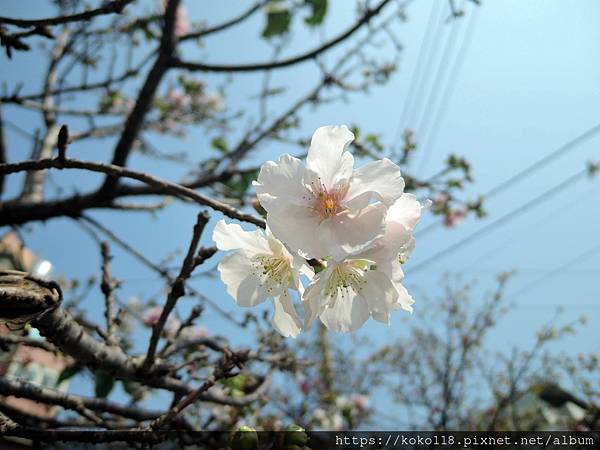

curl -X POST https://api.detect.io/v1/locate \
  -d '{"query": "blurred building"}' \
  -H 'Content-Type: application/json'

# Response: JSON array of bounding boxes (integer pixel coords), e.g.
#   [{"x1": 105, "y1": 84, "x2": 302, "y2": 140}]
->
[{"x1": 0, "y1": 232, "x2": 68, "y2": 449}]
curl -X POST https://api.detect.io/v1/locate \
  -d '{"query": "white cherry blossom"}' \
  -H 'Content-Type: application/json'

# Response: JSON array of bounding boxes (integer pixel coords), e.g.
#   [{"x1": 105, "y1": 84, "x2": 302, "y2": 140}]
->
[
  {"x1": 212, "y1": 220, "x2": 313, "y2": 337},
  {"x1": 254, "y1": 125, "x2": 405, "y2": 260},
  {"x1": 302, "y1": 194, "x2": 428, "y2": 332}
]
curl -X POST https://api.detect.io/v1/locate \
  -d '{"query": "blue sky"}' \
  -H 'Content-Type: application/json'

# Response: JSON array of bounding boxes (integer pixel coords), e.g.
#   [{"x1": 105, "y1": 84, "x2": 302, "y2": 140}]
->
[{"x1": 1, "y1": 0, "x2": 599, "y2": 417}]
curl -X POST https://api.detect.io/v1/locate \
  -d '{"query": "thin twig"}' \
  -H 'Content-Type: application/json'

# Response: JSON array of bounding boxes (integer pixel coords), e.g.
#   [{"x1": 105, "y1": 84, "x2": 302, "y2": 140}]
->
[
  {"x1": 143, "y1": 211, "x2": 211, "y2": 369},
  {"x1": 100, "y1": 241, "x2": 118, "y2": 344},
  {"x1": 0, "y1": 157, "x2": 265, "y2": 227},
  {"x1": 0, "y1": 0, "x2": 135, "y2": 28}
]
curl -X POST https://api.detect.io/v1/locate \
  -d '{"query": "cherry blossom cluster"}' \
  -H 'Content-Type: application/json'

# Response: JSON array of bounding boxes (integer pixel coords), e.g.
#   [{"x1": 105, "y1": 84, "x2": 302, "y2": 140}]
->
[{"x1": 213, "y1": 126, "x2": 427, "y2": 336}]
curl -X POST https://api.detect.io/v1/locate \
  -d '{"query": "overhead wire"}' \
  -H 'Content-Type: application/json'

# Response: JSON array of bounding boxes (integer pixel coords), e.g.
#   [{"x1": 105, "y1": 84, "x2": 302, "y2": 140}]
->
[
  {"x1": 416, "y1": 3, "x2": 479, "y2": 176},
  {"x1": 409, "y1": 162, "x2": 598, "y2": 273},
  {"x1": 415, "y1": 121, "x2": 600, "y2": 238},
  {"x1": 392, "y1": 0, "x2": 444, "y2": 156},
  {"x1": 413, "y1": 5, "x2": 464, "y2": 174},
  {"x1": 463, "y1": 184, "x2": 599, "y2": 270}
]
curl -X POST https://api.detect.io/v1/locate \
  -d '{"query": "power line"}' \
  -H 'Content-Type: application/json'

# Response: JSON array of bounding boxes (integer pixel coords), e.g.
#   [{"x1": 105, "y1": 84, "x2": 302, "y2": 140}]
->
[
  {"x1": 393, "y1": 0, "x2": 444, "y2": 155},
  {"x1": 415, "y1": 121, "x2": 600, "y2": 237},
  {"x1": 464, "y1": 184, "x2": 598, "y2": 270},
  {"x1": 417, "y1": 4, "x2": 479, "y2": 176},
  {"x1": 409, "y1": 162, "x2": 597, "y2": 273},
  {"x1": 404, "y1": 2, "x2": 447, "y2": 137},
  {"x1": 413, "y1": 8, "x2": 463, "y2": 174},
  {"x1": 510, "y1": 241, "x2": 600, "y2": 300}
]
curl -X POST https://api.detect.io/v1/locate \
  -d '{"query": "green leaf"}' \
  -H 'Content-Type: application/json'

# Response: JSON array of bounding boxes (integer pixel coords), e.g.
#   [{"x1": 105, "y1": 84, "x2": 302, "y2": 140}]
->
[
  {"x1": 304, "y1": 0, "x2": 328, "y2": 26},
  {"x1": 211, "y1": 137, "x2": 228, "y2": 154},
  {"x1": 94, "y1": 370, "x2": 115, "y2": 398},
  {"x1": 262, "y1": 9, "x2": 291, "y2": 38},
  {"x1": 56, "y1": 365, "x2": 81, "y2": 387},
  {"x1": 224, "y1": 169, "x2": 260, "y2": 199}
]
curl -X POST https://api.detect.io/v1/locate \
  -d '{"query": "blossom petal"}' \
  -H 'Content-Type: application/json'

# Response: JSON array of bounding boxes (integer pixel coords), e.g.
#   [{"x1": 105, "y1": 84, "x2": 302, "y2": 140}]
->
[
  {"x1": 387, "y1": 193, "x2": 425, "y2": 232},
  {"x1": 217, "y1": 252, "x2": 269, "y2": 307},
  {"x1": 319, "y1": 203, "x2": 387, "y2": 260},
  {"x1": 266, "y1": 202, "x2": 324, "y2": 258},
  {"x1": 359, "y1": 221, "x2": 412, "y2": 264},
  {"x1": 361, "y1": 270, "x2": 399, "y2": 324},
  {"x1": 306, "y1": 125, "x2": 355, "y2": 188},
  {"x1": 254, "y1": 154, "x2": 315, "y2": 210},
  {"x1": 271, "y1": 291, "x2": 302, "y2": 338},
  {"x1": 319, "y1": 290, "x2": 370, "y2": 333},
  {"x1": 213, "y1": 220, "x2": 270, "y2": 255},
  {"x1": 393, "y1": 281, "x2": 415, "y2": 313},
  {"x1": 345, "y1": 158, "x2": 405, "y2": 210},
  {"x1": 290, "y1": 253, "x2": 314, "y2": 290},
  {"x1": 301, "y1": 265, "x2": 334, "y2": 328}
]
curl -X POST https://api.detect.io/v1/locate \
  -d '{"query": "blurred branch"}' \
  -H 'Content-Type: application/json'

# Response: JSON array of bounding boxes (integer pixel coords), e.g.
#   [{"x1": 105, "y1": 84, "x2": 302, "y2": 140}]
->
[
  {"x1": 0, "y1": 156, "x2": 266, "y2": 227},
  {"x1": 143, "y1": 211, "x2": 212, "y2": 368},
  {"x1": 0, "y1": 0, "x2": 134, "y2": 28},
  {"x1": 18, "y1": 29, "x2": 70, "y2": 203},
  {"x1": 0, "y1": 377, "x2": 179, "y2": 423},
  {"x1": 100, "y1": 0, "x2": 181, "y2": 193},
  {"x1": 181, "y1": 1, "x2": 268, "y2": 41},
  {"x1": 100, "y1": 241, "x2": 118, "y2": 344},
  {"x1": 0, "y1": 101, "x2": 5, "y2": 198},
  {"x1": 173, "y1": 0, "x2": 393, "y2": 73}
]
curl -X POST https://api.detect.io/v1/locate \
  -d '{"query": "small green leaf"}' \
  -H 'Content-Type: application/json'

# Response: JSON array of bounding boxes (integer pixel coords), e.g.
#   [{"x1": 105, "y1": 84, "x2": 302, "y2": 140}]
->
[
  {"x1": 211, "y1": 137, "x2": 228, "y2": 154},
  {"x1": 304, "y1": 0, "x2": 328, "y2": 26},
  {"x1": 231, "y1": 426, "x2": 259, "y2": 450},
  {"x1": 94, "y1": 370, "x2": 115, "y2": 398},
  {"x1": 262, "y1": 9, "x2": 291, "y2": 38},
  {"x1": 224, "y1": 169, "x2": 260, "y2": 199},
  {"x1": 56, "y1": 365, "x2": 81, "y2": 386}
]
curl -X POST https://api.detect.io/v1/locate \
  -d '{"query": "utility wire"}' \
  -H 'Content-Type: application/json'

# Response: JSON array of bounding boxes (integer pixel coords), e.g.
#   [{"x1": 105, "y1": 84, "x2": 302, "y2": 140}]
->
[
  {"x1": 464, "y1": 184, "x2": 598, "y2": 270},
  {"x1": 417, "y1": 3, "x2": 479, "y2": 175},
  {"x1": 409, "y1": 162, "x2": 598, "y2": 273},
  {"x1": 415, "y1": 121, "x2": 600, "y2": 237},
  {"x1": 509, "y1": 241, "x2": 600, "y2": 300},
  {"x1": 404, "y1": 2, "x2": 447, "y2": 139},
  {"x1": 393, "y1": 0, "x2": 443, "y2": 155},
  {"x1": 413, "y1": 8, "x2": 463, "y2": 174}
]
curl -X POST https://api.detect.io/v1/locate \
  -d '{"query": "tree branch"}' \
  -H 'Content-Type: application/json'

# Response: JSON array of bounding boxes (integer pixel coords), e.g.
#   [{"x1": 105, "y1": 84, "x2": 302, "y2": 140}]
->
[
  {"x1": 0, "y1": 377, "x2": 186, "y2": 423},
  {"x1": 0, "y1": 101, "x2": 6, "y2": 199},
  {"x1": 99, "y1": 0, "x2": 180, "y2": 193},
  {"x1": 0, "y1": 0, "x2": 135, "y2": 28},
  {"x1": 180, "y1": 1, "x2": 268, "y2": 42},
  {"x1": 173, "y1": 0, "x2": 392, "y2": 73},
  {"x1": 143, "y1": 211, "x2": 212, "y2": 368},
  {"x1": 0, "y1": 157, "x2": 265, "y2": 227},
  {"x1": 100, "y1": 241, "x2": 118, "y2": 344}
]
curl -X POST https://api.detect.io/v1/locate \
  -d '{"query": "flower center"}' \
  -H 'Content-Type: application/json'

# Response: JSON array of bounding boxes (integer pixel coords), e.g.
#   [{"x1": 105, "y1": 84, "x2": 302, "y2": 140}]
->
[
  {"x1": 309, "y1": 181, "x2": 344, "y2": 218},
  {"x1": 323, "y1": 260, "x2": 371, "y2": 301},
  {"x1": 252, "y1": 254, "x2": 291, "y2": 293}
]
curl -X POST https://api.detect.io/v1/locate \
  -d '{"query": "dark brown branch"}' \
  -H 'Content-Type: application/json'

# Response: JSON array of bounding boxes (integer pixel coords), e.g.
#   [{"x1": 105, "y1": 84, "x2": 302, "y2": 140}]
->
[
  {"x1": 0, "y1": 157, "x2": 266, "y2": 227},
  {"x1": 0, "y1": 101, "x2": 6, "y2": 198},
  {"x1": 143, "y1": 211, "x2": 211, "y2": 368},
  {"x1": 0, "y1": 0, "x2": 135, "y2": 28},
  {"x1": 79, "y1": 214, "x2": 242, "y2": 327},
  {"x1": 0, "y1": 63, "x2": 145, "y2": 104},
  {"x1": 18, "y1": 29, "x2": 70, "y2": 203},
  {"x1": 100, "y1": 241, "x2": 118, "y2": 343},
  {"x1": 0, "y1": 333, "x2": 59, "y2": 354},
  {"x1": 173, "y1": 0, "x2": 392, "y2": 73},
  {"x1": 0, "y1": 377, "x2": 170, "y2": 423},
  {"x1": 180, "y1": 1, "x2": 267, "y2": 41},
  {"x1": 100, "y1": 0, "x2": 181, "y2": 193},
  {"x1": 4, "y1": 427, "x2": 189, "y2": 444},
  {"x1": 151, "y1": 351, "x2": 248, "y2": 430}
]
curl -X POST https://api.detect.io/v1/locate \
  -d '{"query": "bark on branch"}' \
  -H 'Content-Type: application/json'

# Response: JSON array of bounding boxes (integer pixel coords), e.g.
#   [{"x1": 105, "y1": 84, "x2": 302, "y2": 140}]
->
[
  {"x1": 0, "y1": 157, "x2": 265, "y2": 227},
  {"x1": 0, "y1": 0, "x2": 135, "y2": 28}
]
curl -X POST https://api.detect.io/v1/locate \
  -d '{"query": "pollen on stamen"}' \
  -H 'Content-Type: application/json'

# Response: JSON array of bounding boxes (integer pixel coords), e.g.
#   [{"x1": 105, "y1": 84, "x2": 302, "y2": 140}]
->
[{"x1": 252, "y1": 254, "x2": 291, "y2": 291}]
